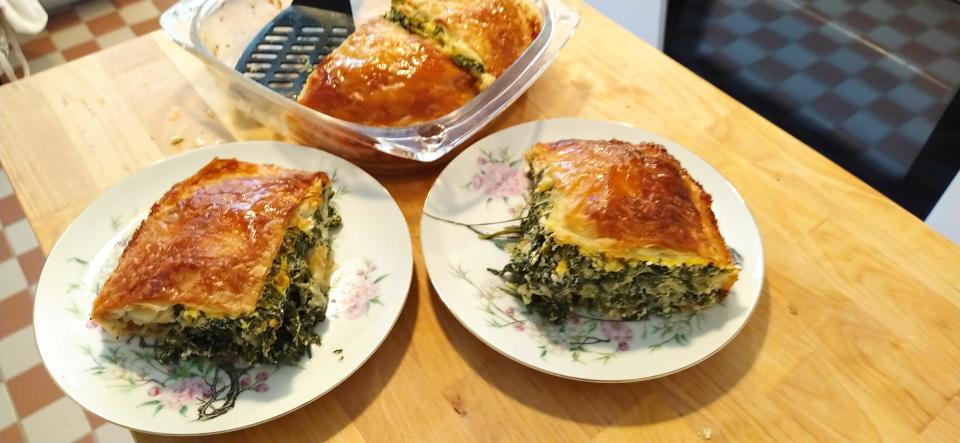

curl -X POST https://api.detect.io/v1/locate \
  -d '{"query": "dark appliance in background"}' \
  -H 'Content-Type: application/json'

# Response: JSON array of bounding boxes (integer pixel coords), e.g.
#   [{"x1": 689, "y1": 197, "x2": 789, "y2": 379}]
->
[{"x1": 664, "y1": 0, "x2": 959, "y2": 218}]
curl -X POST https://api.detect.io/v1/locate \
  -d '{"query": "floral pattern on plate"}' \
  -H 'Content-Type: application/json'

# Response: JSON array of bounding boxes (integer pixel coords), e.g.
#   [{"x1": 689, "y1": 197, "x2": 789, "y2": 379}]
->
[
  {"x1": 421, "y1": 118, "x2": 764, "y2": 382},
  {"x1": 82, "y1": 341, "x2": 273, "y2": 419},
  {"x1": 451, "y1": 265, "x2": 631, "y2": 363},
  {"x1": 465, "y1": 147, "x2": 529, "y2": 215},
  {"x1": 329, "y1": 259, "x2": 388, "y2": 320},
  {"x1": 35, "y1": 142, "x2": 414, "y2": 434},
  {"x1": 68, "y1": 216, "x2": 390, "y2": 421}
]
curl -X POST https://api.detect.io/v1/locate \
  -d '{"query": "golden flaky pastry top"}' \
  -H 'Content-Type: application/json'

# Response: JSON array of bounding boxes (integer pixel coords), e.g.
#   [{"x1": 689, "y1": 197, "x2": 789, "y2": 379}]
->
[
  {"x1": 397, "y1": 0, "x2": 542, "y2": 76},
  {"x1": 527, "y1": 140, "x2": 735, "y2": 268},
  {"x1": 297, "y1": 18, "x2": 476, "y2": 127},
  {"x1": 91, "y1": 158, "x2": 328, "y2": 321}
]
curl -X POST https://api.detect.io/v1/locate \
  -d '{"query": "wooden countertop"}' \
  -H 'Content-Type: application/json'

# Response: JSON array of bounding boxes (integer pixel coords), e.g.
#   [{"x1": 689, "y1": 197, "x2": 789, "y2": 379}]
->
[{"x1": 2, "y1": 2, "x2": 959, "y2": 441}]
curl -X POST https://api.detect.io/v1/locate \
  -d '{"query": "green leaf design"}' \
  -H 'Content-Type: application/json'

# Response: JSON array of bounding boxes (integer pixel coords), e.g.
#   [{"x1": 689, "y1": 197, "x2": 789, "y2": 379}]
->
[
  {"x1": 139, "y1": 400, "x2": 161, "y2": 407},
  {"x1": 180, "y1": 406, "x2": 188, "y2": 416}
]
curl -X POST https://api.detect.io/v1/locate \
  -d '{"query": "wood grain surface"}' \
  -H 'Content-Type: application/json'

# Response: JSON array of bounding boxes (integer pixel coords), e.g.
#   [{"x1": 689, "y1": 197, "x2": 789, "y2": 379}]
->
[{"x1": 1, "y1": 2, "x2": 958, "y2": 441}]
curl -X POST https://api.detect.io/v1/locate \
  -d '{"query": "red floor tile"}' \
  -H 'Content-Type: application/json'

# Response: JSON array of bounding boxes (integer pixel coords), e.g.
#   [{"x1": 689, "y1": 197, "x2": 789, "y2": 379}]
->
[
  {"x1": 47, "y1": 10, "x2": 82, "y2": 32},
  {"x1": 16, "y1": 248, "x2": 45, "y2": 284},
  {"x1": 87, "y1": 11, "x2": 124, "y2": 36},
  {"x1": 152, "y1": 0, "x2": 176, "y2": 11},
  {"x1": 19, "y1": 37, "x2": 55, "y2": 61},
  {"x1": 0, "y1": 290, "x2": 33, "y2": 339},
  {"x1": 130, "y1": 19, "x2": 160, "y2": 36},
  {"x1": 0, "y1": 425, "x2": 24, "y2": 443},
  {"x1": 84, "y1": 410, "x2": 106, "y2": 430},
  {"x1": 0, "y1": 195, "x2": 26, "y2": 226},
  {"x1": 63, "y1": 41, "x2": 102, "y2": 62},
  {"x1": 0, "y1": 234, "x2": 11, "y2": 262},
  {"x1": 113, "y1": 0, "x2": 141, "y2": 8},
  {"x1": 6, "y1": 365, "x2": 63, "y2": 418}
]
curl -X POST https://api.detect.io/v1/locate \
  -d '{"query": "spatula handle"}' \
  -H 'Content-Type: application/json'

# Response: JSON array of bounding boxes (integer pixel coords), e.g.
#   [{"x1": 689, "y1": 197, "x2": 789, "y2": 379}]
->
[{"x1": 291, "y1": 0, "x2": 352, "y2": 15}]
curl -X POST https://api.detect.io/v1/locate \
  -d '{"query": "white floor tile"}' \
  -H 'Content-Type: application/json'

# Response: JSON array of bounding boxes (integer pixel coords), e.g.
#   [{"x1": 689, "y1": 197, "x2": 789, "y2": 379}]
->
[
  {"x1": 28, "y1": 52, "x2": 67, "y2": 73},
  {"x1": 0, "y1": 326, "x2": 41, "y2": 380},
  {"x1": 96, "y1": 28, "x2": 137, "y2": 49},
  {"x1": 50, "y1": 24, "x2": 95, "y2": 50},
  {"x1": 118, "y1": 1, "x2": 159, "y2": 25},
  {"x1": 14, "y1": 31, "x2": 48, "y2": 45},
  {"x1": 0, "y1": 259, "x2": 28, "y2": 301},
  {"x1": 5, "y1": 219, "x2": 39, "y2": 255},
  {"x1": 0, "y1": 383, "x2": 18, "y2": 429},
  {"x1": 0, "y1": 170, "x2": 12, "y2": 199},
  {"x1": 94, "y1": 423, "x2": 135, "y2": 443},
  {"x1": 76, "y1": 0, "x2": 116, "y2": 20},
  {"x1": 21, "y1": 397, "x2": 91, "y2": 443}
]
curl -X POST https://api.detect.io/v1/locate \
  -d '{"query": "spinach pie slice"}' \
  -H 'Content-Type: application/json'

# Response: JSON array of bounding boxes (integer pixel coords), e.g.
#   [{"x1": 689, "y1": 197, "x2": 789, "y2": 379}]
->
[
  {"x1": 386, "y1": 0, "x2": 542, "y2": 88},
  {"x1": 298, "y1": 0, "x2": 542, "y2": 126},
  {"x1": 495, "y1": 140, "x2": 739, "y2": 323},
  {"x1": 298, "y1": 18, "x2": 477, "y2": 127},
  {"x1": 91, "y1": 158, "x2": 341, "y2": 365}
]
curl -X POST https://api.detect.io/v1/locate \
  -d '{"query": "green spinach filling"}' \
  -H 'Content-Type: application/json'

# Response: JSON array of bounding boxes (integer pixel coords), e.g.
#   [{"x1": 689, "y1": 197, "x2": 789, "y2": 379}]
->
[
  {"x1": 156, "y1": 186, "x2": 342, "y2": 366},
  {"x1": 385, "y1": 6, "x2": 489, "y2": 80},
  {"x1": 493, "y1": 173, "x2": 729, "y2": 324}
]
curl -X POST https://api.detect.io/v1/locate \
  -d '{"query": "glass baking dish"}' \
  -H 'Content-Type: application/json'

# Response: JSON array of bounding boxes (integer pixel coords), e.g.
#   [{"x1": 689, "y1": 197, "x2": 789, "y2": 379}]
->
[{"x1": 160, "y1": 0, "x2": 579, "y2": 172}]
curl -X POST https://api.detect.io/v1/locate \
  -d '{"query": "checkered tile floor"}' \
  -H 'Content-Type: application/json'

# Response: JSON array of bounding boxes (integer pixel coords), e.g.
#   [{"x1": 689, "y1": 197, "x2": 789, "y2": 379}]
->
[
  {"x1": 12, "y1": 0, "x2": 174, "y2": 76},
  {"x1": 0, "y1": 168, "x2": 134, "y2": 442},
  {"x1": 666, "y1": 0, "x2": 960, "y2": 214},
  {"x1": 3, "y1": 0, "x2": 171, "y2": 439},
  {"x1": 2, "y1": 0, "x2": 173, "y2": 439}
]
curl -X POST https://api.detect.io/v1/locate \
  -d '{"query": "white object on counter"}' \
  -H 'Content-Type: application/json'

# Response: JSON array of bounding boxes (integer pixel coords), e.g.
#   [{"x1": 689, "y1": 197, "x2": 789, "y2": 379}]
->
[
  {"x1": 927, "y1": 171, "x2": 960, "y2": 246},
  {"x1": 584, "y1": 0, "x2": 667, "y2": 50},
  {"x1": 0, "y1": 0, "x2": 46, "y2": 34},
  {"x1": 0, "y1": 0, "x2": 46, "y2": 81}
]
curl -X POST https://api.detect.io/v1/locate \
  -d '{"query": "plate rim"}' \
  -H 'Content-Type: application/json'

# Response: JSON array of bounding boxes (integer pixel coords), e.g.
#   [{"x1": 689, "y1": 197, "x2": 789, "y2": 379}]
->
[
  {"x1": 33, "y1": 141, "x2": 414, "y2": 435},
  {"x1": 420, "y1": 117, "x2": 765, "y2": 383}
]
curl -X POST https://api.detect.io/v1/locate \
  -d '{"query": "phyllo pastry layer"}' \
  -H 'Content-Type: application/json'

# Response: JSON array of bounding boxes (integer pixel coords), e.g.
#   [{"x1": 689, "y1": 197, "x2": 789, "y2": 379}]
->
[
  {"x1": 297, "y1": 18, "x2": 477, "y2": 127},
  {"x1": 496, "y1": 140, "x2": 739, "y2": 323},
  {"x1": 298, "y1": 0, "x2": 542, "y2": 127},
  {"x1": 387, "y1": 0, "x2": 542, "y2": 88},
  {"x1": 92, "y1": 158, "x2": 341, "y2": 365}
]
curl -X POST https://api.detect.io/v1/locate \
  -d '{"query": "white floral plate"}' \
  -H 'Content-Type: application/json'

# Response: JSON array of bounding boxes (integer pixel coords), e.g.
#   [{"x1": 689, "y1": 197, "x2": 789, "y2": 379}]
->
[
  {"x1": 34, "y1": 142, "x2": 413, "y2": 435},
  {"x1": 421, "y1": 118, "x2": 764, "y2": 382}
]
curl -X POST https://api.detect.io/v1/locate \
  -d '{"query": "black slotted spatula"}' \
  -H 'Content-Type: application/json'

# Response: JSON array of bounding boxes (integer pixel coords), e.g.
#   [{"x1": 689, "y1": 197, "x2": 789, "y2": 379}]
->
[{"x1": 235, "y1": 0, "x2": 354, "y2": 98}]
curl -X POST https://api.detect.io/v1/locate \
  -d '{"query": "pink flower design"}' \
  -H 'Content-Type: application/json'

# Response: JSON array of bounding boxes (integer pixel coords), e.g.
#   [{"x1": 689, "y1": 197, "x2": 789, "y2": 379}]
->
[
  {"x1": 473, "y1": 163, "x2": 529, "y2": 199},
  {"x1": 330, "y1": 261, "x2": 386, "y2": 320},
  {"x1": 240, "y1": 375, "x2": 251, "y2": 388},
  {"x1": 159, "y1": 377, "x2": 211, "y2": 409},
  {"x1": 341, "y1": 278, "x2": 379, "y2": 320},
  {"x1": 601, "y1": 321, "x2": 634, "y2": 350},
  {"x1": 147, "y1": 386, "x2": 160, "y2": 397},
  {"x1": 255, "y1": 371, "x2": 269, "y2": 382},
  {"x1": 505, "y1": 307, "x2": 515, "y2": 317},
  {"x1": 254, "y1": 383, "x2": 269, "y2": 393},
  {"x1": 513, "y1": 322, "x2": 524, "y2": 331}
]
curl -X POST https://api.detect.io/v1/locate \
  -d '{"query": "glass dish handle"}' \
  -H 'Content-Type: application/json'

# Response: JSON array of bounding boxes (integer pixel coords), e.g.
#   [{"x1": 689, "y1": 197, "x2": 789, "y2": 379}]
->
[{"x1": 159, "y1": 0, "x2": 207, "y2": 50}]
